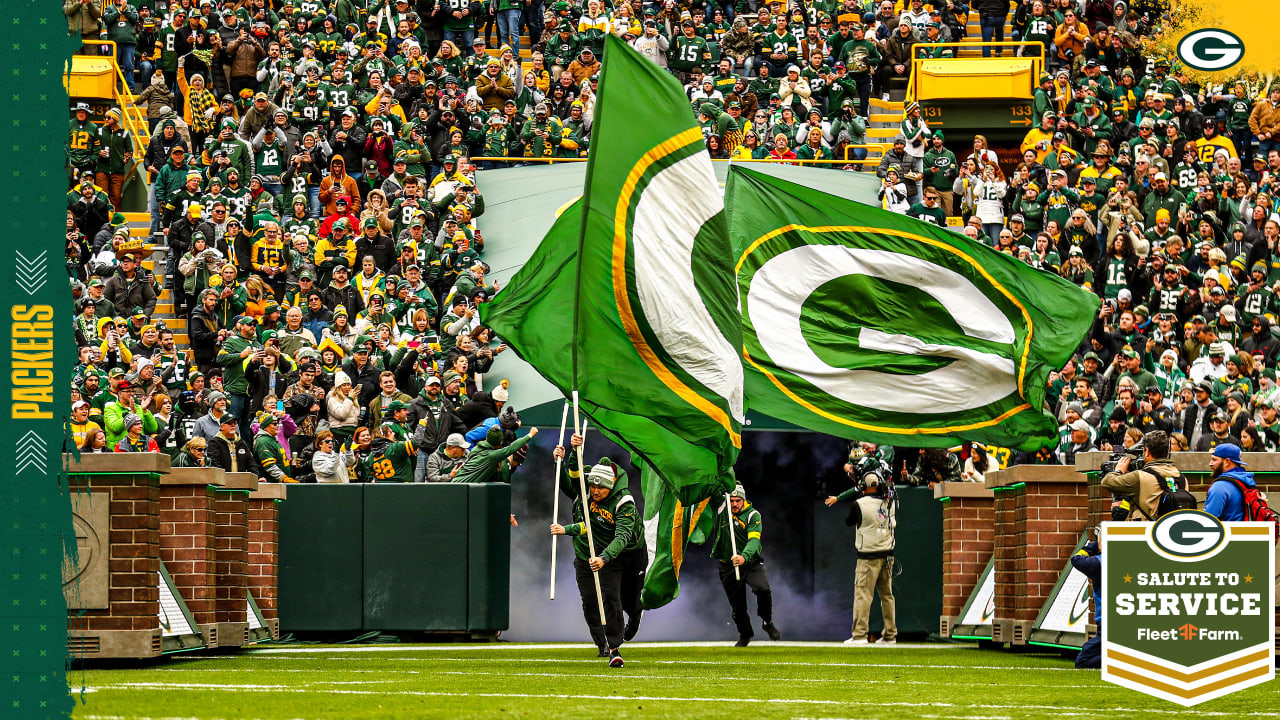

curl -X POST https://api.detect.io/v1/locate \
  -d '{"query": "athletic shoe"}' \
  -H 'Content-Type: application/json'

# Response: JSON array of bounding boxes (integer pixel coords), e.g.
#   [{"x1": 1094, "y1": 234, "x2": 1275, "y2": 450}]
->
[
  {"x1": 734, "y1": 636, "x2": 751, "y2": 647},
  {"x1": 882, "y1": 93, "x2": 891, "y2": 102},
  {"x1": 608, "y1": 649, "x2": 624, "y2": 668},
  {"x1": 596, "y1": 646, "x2": 608, "y2": 658},
  {"x1": 879, "y1": 638, "x2": 897, "y2": 644},
  {"x1": 624, "y1": 611, "x2": 643, "y2": 641},
  {"x1": 762, "y1": 621, "x2": 781, "y2": 641},
  {"x1": 843, "y1": 637, "x2": 869, "y2": 645}
]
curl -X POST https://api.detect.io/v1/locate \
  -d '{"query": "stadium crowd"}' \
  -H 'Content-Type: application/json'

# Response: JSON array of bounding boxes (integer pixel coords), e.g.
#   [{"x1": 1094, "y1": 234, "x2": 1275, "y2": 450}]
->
[{"x1": 63, "y1": 0, "x2": 1280, "y2": 484}]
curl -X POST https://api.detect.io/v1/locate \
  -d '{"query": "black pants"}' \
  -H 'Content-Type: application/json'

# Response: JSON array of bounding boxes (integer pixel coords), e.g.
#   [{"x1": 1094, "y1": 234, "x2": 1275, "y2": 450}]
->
[
  {"x1": 718, "y1": 560, "x2": 772, "y2": 639},
  {"x1": 574, "y1": 546, "x2": 645, "y2": 650}
]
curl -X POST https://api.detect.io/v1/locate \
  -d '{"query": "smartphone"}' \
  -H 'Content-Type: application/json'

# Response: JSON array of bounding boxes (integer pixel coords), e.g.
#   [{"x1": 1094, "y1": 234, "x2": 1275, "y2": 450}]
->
[{"x1": 277, "y1": 400, "x2": 284, "y2": 413}]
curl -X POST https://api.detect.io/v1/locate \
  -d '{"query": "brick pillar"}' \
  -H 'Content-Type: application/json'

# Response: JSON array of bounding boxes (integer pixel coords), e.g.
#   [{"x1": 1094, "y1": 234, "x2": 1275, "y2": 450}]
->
[
  {"x1": 159, "y1": 467, "x2": 225, "y2": 646},
  {"x1": 212, "y1": 473, "x2": 257, "y2": 647},
  {"x1": 987, "y1": 464, "x2": 1088, "y2": 645},
  {"x1": 247, "y1": 483, "x2": 286, "y2": 640},
  {"x1": 935, "y1": 482, "x2": 994, "y2": 637},
  {"x1": 65, "y1": 453, "x2": 170, "y2": 659}
]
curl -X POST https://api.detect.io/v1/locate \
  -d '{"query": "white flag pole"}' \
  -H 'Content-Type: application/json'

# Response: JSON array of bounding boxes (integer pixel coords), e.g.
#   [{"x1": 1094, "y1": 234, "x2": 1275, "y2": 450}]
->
[
  {"x1": 572, "y1": 391, "x2": 607, "y2": 624},
  {"x1": 549, "y1": 401, "x2": 570, "y2": 600},
  {"x1": 726, "y1": 493, "x2": 741, "y2": 581}
]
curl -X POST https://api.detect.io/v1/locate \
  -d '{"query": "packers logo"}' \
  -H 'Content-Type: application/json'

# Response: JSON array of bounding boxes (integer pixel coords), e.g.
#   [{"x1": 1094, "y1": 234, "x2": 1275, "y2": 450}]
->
[
  {"x1": 1176, "y1": 29, "x2": 1245, "y2": 72},
  {"x1": 612, "y1": 128, "x2": 744, "y2": 443},
  {"x1": 736, "y1": 225, "x2": 1032, "y2": 435},
  {"x1": 1150, "y1": 510, "x2": 1227, "y2": 561}
]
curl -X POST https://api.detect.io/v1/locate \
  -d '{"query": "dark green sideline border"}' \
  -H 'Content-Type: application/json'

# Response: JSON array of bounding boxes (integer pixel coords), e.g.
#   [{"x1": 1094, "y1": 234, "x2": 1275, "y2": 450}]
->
[{"x1": 0, "y1": 4, "x2": 78, "y2": 718}]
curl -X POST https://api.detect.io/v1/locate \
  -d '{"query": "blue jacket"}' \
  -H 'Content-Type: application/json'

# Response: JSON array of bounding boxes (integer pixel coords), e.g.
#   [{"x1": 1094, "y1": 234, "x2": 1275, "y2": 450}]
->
[
  {"x1": 1205, "y1": 467, "x2": 1255, "y2": 521},
  {"x1": 464, "y1": 416, "x2": 500, "y2": 445},
  {"x1": 1070, "y1": 541, "x2": 1102, "y2": 624}
]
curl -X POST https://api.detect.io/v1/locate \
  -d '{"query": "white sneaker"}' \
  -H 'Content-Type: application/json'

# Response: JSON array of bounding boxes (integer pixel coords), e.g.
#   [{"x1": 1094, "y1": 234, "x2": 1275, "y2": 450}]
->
[
  {"x1": 878, "y1": 638, "x2": 897, "y2": 644},
  {"x1": 843, "y1": 637, "x2": 870, "y2": 645},
  {"x1": 881, "y1": 93, "x2": 891, "y2": 102}
]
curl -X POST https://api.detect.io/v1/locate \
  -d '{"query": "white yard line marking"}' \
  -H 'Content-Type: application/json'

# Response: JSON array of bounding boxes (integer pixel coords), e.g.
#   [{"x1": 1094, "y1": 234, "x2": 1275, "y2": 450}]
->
[
  {"x1": 75, "y1": 686, "x2": 1263, "y2": 715},
  {"x1": 417, "y1": 669, "x2": 1100, "y2": 689},
  {"x1": 247, "y1": 641, "x2": 952, "y2": 654}
]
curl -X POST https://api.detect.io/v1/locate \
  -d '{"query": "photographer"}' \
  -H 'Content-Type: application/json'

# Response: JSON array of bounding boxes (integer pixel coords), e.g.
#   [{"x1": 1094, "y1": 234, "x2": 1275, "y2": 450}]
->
[{"x1": 1099, "y1": 430, "x2": 1186, "y2": 522}]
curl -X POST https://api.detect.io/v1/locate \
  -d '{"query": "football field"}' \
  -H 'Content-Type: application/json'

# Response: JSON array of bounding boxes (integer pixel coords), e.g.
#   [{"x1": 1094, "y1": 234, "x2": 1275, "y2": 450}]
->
[{"x1": 69, "y1": 642, "x2": 1279, "y2": 719}]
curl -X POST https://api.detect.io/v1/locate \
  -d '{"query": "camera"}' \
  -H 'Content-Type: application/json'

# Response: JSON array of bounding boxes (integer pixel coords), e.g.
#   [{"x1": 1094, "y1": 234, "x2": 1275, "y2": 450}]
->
[{"x1": 1100, "y1": 443, "x2": 1143, "y2": 479}]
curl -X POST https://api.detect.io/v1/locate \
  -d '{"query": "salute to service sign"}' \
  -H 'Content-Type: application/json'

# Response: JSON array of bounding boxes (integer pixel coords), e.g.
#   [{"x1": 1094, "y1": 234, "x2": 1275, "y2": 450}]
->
[{"x1": 1102, "y1": 511, "x2": 1275, "y2": 706}]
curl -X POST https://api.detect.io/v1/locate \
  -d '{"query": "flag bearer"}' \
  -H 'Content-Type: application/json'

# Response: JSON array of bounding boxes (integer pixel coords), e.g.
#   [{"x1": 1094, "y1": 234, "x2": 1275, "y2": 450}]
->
[
  {"x1": 710, "y1": 483, "x2": 781, "y2": 647},
  {"x1": 551, "y1": 433, "x2": 645, "y2": 668}
]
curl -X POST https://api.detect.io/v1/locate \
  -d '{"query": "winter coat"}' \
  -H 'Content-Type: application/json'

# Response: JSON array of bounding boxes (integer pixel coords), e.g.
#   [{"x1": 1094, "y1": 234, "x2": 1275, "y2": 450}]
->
[
  {"x1": 326, "y1": 389, "x2": 360, "y2": 429},
  {"x1": 475, "y1": 70, "x2": 516, "y2": 112},
  {"x1": 206, "y1": 433, "x2": 261, "y2": 475},
  {"x1": 425, "y1": 444, "x2": 466, "y2": 482},
  {"x1": 450, "y1": 431, "x2": 535, "y2": 483},
  {"x1": 312, "y1": 448, "x2": 352, "y2": 483},
  {"x1": 103, "y1": 268, "x2": 157, "y2": 317},
  {"x1": 224, "y1": 35, "x2": 267, "y2": 80},
  {"x1": 135, "y1": 83, "x2": 176, "y2": 120}
]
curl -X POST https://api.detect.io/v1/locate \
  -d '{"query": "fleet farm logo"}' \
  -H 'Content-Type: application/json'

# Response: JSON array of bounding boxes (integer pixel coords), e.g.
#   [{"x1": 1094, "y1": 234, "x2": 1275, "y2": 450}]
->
[{"x1": 1102, "y1": 511, "x2": 1275, "y2": 706}]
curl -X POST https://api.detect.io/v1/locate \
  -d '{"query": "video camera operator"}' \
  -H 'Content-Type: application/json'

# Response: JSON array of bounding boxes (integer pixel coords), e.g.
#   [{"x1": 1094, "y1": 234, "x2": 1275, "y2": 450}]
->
[{"x1": 1099, "y1": 430, "x2": 1192, "y2": 522}]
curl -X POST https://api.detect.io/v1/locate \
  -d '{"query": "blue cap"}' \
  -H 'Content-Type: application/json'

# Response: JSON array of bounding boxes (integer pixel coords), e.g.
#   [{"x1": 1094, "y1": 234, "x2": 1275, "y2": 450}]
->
[{"x1": 1211, "y1": 443, "x2": 1247, "y2": 466}]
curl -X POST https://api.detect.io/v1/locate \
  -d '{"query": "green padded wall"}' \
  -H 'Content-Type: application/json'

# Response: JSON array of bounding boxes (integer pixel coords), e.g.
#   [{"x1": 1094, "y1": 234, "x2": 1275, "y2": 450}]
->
[
  {"x1": 362, "y1": 484, "x2": 470, "y2": 631},
  {"x1": 467, "y1": 483, "x2": 511, "y2": 632},
  {"x1": 278, "y1": 485, "x2": 364, "y2": 632}
]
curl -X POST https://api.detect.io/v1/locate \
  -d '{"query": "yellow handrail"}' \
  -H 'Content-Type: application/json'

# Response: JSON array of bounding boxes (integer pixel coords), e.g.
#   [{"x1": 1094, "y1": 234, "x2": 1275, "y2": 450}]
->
[{"x1": 81, "y1": 39, "x2": 151, "y2": 186}]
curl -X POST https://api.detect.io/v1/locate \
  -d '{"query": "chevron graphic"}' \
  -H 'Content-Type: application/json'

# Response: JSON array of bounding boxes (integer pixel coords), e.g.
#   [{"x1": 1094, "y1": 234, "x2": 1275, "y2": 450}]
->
[
  {"x1": 15, "y1": 249, "x2": 49, "y2": 296},
  {"x1": 16, "y1": 430, "x2": 48, "y2": 475}
]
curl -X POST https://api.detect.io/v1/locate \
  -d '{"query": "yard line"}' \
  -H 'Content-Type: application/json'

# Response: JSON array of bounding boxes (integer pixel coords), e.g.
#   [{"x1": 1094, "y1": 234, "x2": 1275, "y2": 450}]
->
[
  {"x1": 416, "y1": 669, "x2": 1100, "y2": 689},
  {"x1": 230, "y1": 655, "x2": 1080, "y2": 672},
  {"x1": 247, "y1": 641, "x2": 952, "y2": 654},
  {"x1": 75, "y1": 686, "x2": 1264, "y2": 716}
]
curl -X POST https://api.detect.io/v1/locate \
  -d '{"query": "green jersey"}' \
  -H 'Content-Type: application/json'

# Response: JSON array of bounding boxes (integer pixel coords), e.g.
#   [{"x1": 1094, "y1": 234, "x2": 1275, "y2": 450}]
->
[
  {"x1": 709, "y1": 499, "x2": 763, "y2": 564},
  {"x1": 668, "y1": 35, "x2": 711, "y2": 72},
  {"x1": 358, "y1": 438, "x2": 416, "y2": 483}
]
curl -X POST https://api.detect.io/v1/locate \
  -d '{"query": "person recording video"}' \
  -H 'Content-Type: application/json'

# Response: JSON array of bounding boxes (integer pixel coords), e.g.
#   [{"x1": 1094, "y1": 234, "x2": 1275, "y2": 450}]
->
[{"x1": 1098, "y1": 430, "x2": 1191, "y2": 522}]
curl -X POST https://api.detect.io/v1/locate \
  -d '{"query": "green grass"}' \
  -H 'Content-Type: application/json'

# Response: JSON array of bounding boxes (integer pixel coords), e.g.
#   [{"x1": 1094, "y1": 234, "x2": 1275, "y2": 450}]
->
[{"x1": 69, "y1": 642, "x2": 1279, "y2": 719}]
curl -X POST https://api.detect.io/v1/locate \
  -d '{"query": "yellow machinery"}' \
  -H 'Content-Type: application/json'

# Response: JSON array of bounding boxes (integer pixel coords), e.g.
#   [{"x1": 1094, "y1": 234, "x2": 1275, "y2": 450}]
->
[
  {"x1": 63, "y1": 41, "x2": 152, "y2": 211},
  {"x1": 906, "y1": 41, "x2": 1045, "y2": 136}
]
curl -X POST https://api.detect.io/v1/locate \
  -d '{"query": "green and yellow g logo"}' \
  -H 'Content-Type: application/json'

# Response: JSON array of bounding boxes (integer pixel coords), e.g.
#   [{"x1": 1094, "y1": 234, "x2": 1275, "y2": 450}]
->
[{"x1": 1176, "y1": 29, "x2": 1245, "y2": 72}]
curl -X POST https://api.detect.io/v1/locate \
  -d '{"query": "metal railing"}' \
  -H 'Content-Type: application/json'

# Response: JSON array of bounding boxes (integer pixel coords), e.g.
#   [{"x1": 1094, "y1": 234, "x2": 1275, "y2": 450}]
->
[
  {"x1": 906, "y1": 40, "x2": 1045, "y2": 107},
  {"x1": 471, "y1": 150, "x2": 887, "y2": 167}
]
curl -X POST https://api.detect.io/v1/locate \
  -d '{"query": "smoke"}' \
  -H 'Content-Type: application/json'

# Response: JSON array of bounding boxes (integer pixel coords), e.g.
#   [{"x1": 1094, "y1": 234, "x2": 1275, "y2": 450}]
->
[{"x1": 502, "y1": 430, "x2": 858, "y2": 642}]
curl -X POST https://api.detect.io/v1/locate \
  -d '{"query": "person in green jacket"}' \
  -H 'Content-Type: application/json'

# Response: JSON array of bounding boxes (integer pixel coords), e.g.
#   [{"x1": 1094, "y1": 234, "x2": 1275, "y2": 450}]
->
[
  {"x1": 710, "y1": 483, "x2": 780, "y2": 647},
  {"x1": 252, "y1": 412, "x2": 292, "y2": 482},
  {"x1": 102, "y1": 379, "x2": 158, "y2": 448},
  {"x1": 451, "y1": 424, "x2": 539, "y2": 483},
  {"x1": 216, "y1": 314, "x2": 262, "y2": 441},
  {"x1": 551, "y1": 433, "x2": 644, "y2": 667},
  {"x1": 103, "y1": 0, "x2": 140, "y2": 91},
  {"x1": 94, "y1": 108, "x2": 134, "y2": 212}
]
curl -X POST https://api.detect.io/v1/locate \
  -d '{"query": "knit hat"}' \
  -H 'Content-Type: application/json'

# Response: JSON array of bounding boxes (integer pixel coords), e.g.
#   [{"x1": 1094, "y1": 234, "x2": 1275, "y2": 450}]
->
[
  {"x1": 206, "y1": 390, "x2": 227, "y2": 406},
  {"x1": 498, "y1": 404, "x2": 519, "y2": 429},
  {"x1": 587, "y1": 462, "x2": 617, "y2": 489},
  {"x1": 123, "y1": 413, "x2": 143, "y2": 430},
  {"x1": 257, "y1": 411, "x2": 278, "y2": 429},
  {"x1": 729, "y1": 483, "x2": 747, "y2": 500},
  {"x1": 334, "y1": 370, "x2": 352, "y2": 387},
  {"x1": 485, "y1": 426, "x2": 504, "y2": 445}
]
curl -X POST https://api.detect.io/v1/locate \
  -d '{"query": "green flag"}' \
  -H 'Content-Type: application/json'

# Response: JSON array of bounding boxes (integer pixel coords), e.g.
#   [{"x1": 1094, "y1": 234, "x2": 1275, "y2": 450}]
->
[
  {"x1": 482, "y1": 34, "x2": 743, "y2": 607},
  {"x1": 725, "y1": 165, "x2": 1099, "y2": 451},
  {"x1": 481, "y1": 34, "x2": 741, "y2": 501},
  {"x1": 638, "y1": 461, "x2": 717, "y2": 608}
]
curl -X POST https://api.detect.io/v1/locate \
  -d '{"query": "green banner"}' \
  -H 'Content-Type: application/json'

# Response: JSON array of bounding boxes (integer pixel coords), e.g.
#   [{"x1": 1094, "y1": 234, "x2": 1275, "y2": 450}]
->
[
  {"x1": 1102, "y1": 511, "x2": 1275, "y2": 706},
  {"x1": 0, "y1": 5, "x2": 80, "y2": 716}
]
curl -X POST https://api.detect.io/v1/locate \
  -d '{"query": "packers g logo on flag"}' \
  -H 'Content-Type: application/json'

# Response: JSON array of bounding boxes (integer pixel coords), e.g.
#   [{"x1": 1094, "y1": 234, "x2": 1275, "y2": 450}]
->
[{"x1": 735, "y1": 225, "x2": 1033, "y2": 435}]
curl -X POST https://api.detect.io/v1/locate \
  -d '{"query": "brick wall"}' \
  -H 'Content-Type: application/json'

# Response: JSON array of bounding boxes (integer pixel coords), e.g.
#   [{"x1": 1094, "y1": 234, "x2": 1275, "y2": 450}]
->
[
  {"x1": 988, "y1": 466, "x2": 1088, "y2": 630},
  {"x1": 159, "y1": 469, "x2": 224, "y2": 627},
  {"x1": 66, "y1": 466, "x2": 165, "y2": 634},
  {"x1": 936, "y1": 482, "x2": 994, "y2": 619},
  {"x1": 247, "y1": 484, "x2": 286, "y2": 621},
  {"x1": 213, "y1": 486, "x2": 250, "y2": 626}
]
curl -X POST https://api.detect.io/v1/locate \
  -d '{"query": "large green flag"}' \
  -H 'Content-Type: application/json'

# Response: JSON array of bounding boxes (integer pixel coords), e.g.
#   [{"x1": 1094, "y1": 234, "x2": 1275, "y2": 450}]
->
[
  {"x1": 725, "y1": 165, "x2": 1099, "y2": 451},
  {"x1": 638, "y1": 461, "x2": 718, "y2": 608},
  {"x1": 480, "y1": 35, "x2": 743, "y2": 605}
]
